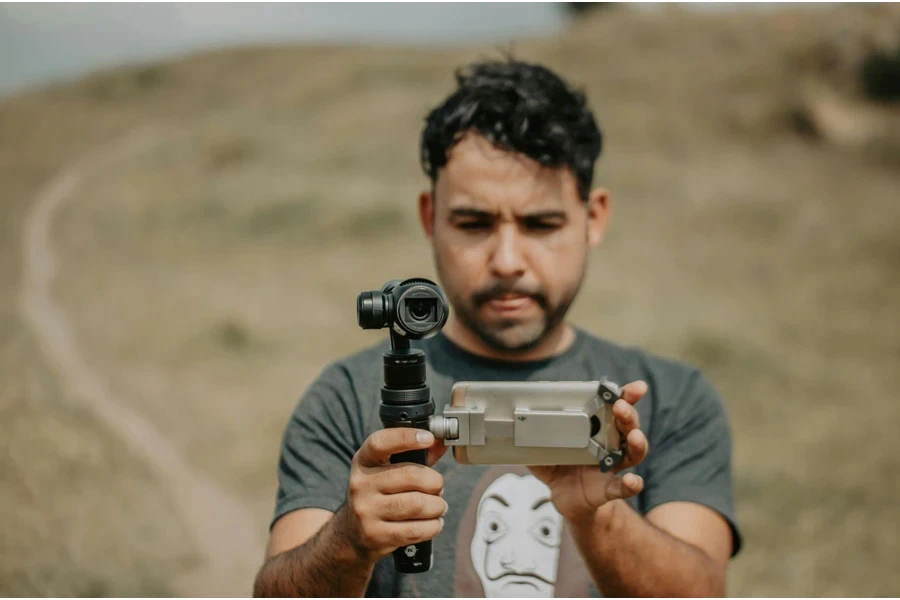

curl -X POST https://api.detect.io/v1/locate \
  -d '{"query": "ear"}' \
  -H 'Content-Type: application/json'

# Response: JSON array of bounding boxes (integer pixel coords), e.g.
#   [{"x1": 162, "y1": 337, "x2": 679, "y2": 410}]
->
[
  {"x1": 419, "y1": 188, "x2": 435, "y2": 240},
  {"x1": 586, "y1": 187, "x2": 609, "y2": 249}
]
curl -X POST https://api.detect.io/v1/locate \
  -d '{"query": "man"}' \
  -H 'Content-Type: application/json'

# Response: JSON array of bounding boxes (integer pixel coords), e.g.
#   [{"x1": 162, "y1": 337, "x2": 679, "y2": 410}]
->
[{"x1": 254, "y1": 58, "x2": 742, "y2": 598}]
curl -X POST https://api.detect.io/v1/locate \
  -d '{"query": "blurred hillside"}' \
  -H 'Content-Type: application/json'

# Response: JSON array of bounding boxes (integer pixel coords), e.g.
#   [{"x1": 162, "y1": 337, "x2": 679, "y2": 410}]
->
[{"x1": 1, "y1": 4, "x2": 899, "y2": 597}]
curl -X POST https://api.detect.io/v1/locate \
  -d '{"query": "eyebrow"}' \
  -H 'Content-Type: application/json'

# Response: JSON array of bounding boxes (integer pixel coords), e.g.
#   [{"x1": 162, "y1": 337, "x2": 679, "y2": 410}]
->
[
  {"x1": 521, "y1": 210, "x2": 567, "y2": 221},
  {"x1": 448, "y1": 208, "x2": 568, "y2": 221},
  {"x1": 484, "y1": 493, "x2": 510, "y2": 507},
  {"x1": 449, "y1": 208, "x2": 495, "y2": 219},
  {"x1": 531, "y1": 497, "x2": 551, "y2": 510}
]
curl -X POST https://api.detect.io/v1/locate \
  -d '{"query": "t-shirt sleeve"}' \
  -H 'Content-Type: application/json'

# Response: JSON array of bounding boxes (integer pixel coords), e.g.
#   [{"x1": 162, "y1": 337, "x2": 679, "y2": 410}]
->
[
  {"x1": 270, "y1": 363, "x2": 365, "y2": 529},
  {"x1": 641, "y1": 368, "x2": 743, "y2": 557}
]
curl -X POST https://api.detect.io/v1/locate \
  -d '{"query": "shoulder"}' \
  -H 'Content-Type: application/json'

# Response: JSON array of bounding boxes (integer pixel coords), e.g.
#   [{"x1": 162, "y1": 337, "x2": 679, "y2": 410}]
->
[
  {"x1": 287, "y1": 338, "x2": 392, "y2": 444},
  {"x1": 299, "y1": 338, "x2": 391, "y2": 413},
  {"x1": 289, "y1": 339, "x2": 392, "y2": 412}
]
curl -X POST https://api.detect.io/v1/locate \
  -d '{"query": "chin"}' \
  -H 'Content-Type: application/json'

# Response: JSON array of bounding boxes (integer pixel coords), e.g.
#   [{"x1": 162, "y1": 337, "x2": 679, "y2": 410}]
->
[{"x1": 483, "y1": 325, "x2": 546, "y2": 353}]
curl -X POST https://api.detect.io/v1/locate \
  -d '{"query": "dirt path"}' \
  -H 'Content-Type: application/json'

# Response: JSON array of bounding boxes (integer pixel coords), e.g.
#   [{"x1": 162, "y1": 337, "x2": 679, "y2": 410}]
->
[{"x1": 18, "y1": 128, "x2": 265, "y2": 597}]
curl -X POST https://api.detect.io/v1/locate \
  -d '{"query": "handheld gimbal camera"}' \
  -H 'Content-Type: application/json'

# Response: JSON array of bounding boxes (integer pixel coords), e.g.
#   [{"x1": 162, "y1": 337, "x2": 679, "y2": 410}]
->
[
  {"x1": 357, "y1": 278, "x2": 626, "y2": 573},
  {"x1": 357, "y1": 277, "x2": 449, "y2": 573}
]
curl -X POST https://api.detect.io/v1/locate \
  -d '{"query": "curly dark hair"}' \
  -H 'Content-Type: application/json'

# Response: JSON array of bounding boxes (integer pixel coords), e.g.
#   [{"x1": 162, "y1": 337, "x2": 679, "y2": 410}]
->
[{"x1": 419, "y1": 58, "x2": 603, "y2": 201}]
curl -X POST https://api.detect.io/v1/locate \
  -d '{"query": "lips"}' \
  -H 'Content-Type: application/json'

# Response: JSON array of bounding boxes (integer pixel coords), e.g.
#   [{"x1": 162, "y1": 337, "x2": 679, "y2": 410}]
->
[{"x1": 485, "y1": 294, "x2": 534, "y2": 314}]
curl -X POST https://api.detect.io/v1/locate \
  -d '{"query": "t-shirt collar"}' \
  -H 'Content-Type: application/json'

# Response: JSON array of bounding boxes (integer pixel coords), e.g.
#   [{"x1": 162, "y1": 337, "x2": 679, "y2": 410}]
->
[{"x1": 426, "y1": 325, "x2": 587, "y2": 373}]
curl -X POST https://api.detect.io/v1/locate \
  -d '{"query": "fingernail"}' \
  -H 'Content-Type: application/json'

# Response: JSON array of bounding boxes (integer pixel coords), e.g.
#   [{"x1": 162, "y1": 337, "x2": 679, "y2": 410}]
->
[
  {"x1": 443, "y1": 500, "x2": 449, "y2": 516},
  {"x1": 417, "y1": 431, "x2": 434, "y2": 444},
  {"x1": 438, "y1": 518, "x2": 445, "y2": 532},
  {"x1": 439, "y1": 488, "x2": 444, "y2": 497}
]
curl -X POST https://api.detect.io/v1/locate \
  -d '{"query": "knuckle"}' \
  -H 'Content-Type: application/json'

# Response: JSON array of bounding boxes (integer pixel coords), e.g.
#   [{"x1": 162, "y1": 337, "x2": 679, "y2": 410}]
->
[
  {"x1": 632, "y1": 432, "x2": 648, "y2": 452},
  {"x1": 408, "y1": 494, "x2": 426, "y2": 515},
  {"x1": 428, "y1": 519, "x2": 442, "y2": 537},
  {"x1": 426, "y1": 497, "x2": 445, "y2": 518},
  {"x1": 360, "y1": 521, "x2": 382, "y2": 548},
  {"x1": 348, "y1": 473, "x2": 365, "y2": 496},
  {"x1": 399, "y1": 464, "x2": 422, "y2": 483},
  {"x1": 428, "y1": 471, "x2": 444, "y2": 492},
  {"x1": 405, "y1": 466, "x2": 442, "y2": 492},
  {"x1": 368, "y1": 430, "x2": 387, "y2": 455},
  {"x1": 384, "y1": 495, "x2": 406, "y2": 517},
  {"x1": 400, "y1": 524, "x2": 423, "y2": 545},
  {"x1": 387, "y1": 528, "x2": 408, "y2": 548},
  {"x1": 404, "y1": 521, "x2": 439, "y2": 544},
  {"x1": 351, "y1": 498, "x2": 371, "y2": 522}
]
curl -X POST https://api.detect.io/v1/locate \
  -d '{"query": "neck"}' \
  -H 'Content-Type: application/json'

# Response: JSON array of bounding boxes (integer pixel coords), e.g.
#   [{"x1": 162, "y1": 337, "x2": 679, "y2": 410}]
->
[{"x1": 442, "y1": 317, "x2": 576, "y2": 362}]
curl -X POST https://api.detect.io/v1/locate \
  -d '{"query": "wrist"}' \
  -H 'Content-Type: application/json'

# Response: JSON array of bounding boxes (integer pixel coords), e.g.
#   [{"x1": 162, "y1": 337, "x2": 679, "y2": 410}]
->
[
  {"x1": 566, "y1": 497, "x2": 621, "y2": 535},
  {"x1": 332, "y1": 504, "x2": 379, "y2": 567}
]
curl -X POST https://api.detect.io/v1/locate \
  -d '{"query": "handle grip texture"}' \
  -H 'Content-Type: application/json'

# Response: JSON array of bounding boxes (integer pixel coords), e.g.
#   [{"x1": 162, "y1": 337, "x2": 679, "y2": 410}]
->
[{"x1": 389, "y1": 446, "x2": 432, "y2": 573}]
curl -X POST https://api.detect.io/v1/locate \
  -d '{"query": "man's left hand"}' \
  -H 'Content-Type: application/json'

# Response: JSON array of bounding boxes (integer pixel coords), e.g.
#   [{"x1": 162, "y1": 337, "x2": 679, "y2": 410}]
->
[{"x1": 528, "y1": 380, "x2": 649, "y2": 522}]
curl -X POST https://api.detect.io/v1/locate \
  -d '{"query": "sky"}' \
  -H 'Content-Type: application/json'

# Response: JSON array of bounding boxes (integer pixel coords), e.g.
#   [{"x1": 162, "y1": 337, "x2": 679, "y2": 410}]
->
[
  {"x1": 0, "y1": 3, "x2": 570, "y2": 97},
  {"x1": 0, "y1": 2, "x2": 823, "y2": 98}
]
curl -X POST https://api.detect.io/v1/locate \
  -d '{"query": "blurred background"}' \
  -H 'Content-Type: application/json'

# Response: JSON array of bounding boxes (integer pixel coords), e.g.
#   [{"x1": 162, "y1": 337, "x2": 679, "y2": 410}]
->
[{"x1": 1, "y1": 2, "x2": 899, "y2": 597}]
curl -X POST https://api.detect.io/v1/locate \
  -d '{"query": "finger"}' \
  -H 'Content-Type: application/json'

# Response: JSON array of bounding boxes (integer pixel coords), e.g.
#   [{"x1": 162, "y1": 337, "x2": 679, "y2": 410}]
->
[
  {"x1": 621, "y1": 428, "x2": 649, "y2": 469},
  {"x1": 382, "y1": 518, "x2": 445, "y2": 548},
  {"x1": 621, "y1": 380, "x2": 648, "y2": 405},
  {"x1": 526, "y1": 465, "x2": 556, "y2": 485},
  {"x1": 379, "y1": 491, "x2": 449, "y2": 522},
  {"x1": 357, "y1": 428, "x2": 435, "y2": 468},
  {"x1": 427, "y1": 439, "x2": 450, "y2": 467},
  {"x1": 605, "y1": 473, "x2": 644, "y2": 501},
  {"x1": 613, "y1": 399, "x2": 640, "y2": 435},
  {"x1": 376, "y1": 463, "x2": 444, "y2": 495}
]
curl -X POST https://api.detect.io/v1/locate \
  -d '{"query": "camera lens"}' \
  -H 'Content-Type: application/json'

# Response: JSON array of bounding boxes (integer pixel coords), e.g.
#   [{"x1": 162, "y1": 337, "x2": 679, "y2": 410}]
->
[
  {"x1": 357, "y1": 291, "x2": 387, "y2": 329},
  {"x1": 409, "y1": 300, "x2": 432, "y2": 321},
  {"x1": 393, "y1": 280, "x2": 448, "y2": 339}
]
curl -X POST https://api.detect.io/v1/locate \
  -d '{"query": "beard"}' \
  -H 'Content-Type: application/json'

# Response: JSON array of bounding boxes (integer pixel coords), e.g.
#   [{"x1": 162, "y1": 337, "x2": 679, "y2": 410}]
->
[{"x1": 439, "y1": 269, "x2": 585, "y2": 356}]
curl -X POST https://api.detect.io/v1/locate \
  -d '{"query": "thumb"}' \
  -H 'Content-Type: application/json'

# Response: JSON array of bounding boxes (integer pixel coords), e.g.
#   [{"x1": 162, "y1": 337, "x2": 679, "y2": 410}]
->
[
  {"x1": 527, "y1": 465, "x2": 556, "y2": 484},
  {"x1": 604, "y1": 472, "x2": 644, "y2": 501}
]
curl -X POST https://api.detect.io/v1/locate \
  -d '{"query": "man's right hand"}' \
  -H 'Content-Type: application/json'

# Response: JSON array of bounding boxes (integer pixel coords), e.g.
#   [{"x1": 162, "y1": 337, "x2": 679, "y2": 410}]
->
[{"x1": 335, "y1": 428, "x2": 449, "y2": 562}]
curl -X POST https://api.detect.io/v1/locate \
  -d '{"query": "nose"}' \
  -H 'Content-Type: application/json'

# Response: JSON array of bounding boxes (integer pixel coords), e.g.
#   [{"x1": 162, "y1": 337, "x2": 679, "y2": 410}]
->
[
  {"x1": 499, "y1": 545, "x2": 536, "y2": 573},
  {"x1": 489, "y1": 224, "x2": 526, "y2": 280}
]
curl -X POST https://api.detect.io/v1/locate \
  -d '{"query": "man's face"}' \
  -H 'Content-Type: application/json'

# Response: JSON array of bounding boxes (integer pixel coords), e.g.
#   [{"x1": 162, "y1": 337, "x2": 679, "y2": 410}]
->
[{"x1": 420, "y1": 133, "x2": 607, "y2": 354}]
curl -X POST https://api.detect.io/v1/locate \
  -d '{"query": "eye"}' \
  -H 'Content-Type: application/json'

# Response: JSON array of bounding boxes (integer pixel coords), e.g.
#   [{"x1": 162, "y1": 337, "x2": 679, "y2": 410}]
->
[
  {"x1": 457, "y1": 220, "x2": 491, "y2": 231},
  {"x1": 480, "y1": 511, "x2": 509, "y2": 543},
  {"x1": 522, "y1": 217, "x2": 564, "y2": 232},
  {"x1": 526, "y1": 220, "x2": 560, "y2": 231},
  {"x1": 529, "y1": 517, "x2": 561, "y2": 548}
]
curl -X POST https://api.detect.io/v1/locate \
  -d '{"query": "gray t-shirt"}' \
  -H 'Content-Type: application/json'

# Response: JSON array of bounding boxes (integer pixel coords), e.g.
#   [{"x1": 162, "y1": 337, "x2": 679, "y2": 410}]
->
[{"x1": 272, "y1": 326, "x2": 742, "y2": 597}]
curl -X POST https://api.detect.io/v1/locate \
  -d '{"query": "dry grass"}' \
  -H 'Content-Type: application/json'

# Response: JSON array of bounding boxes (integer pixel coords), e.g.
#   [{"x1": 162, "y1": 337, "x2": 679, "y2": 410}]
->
[{"x1": 1, "y1": 4, "x2": 899, "y2": 596}]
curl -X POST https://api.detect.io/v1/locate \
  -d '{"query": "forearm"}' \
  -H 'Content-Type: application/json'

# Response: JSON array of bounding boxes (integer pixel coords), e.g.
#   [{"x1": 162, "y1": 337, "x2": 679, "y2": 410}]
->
[
  {"x1": 254, "y1": 507, "x2": 375, "y2": 598},
  {"x1": 569, "y1": 500, "x2": 726, "y2": 597}
]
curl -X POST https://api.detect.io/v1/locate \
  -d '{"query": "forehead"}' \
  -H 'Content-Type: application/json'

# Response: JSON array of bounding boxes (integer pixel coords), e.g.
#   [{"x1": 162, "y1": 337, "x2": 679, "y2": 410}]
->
[
  {"x1": 435, "y1": 133, "x2": 580, "y2": 212},
  {"x1": 478, "y1": 473, "x2": 552, "y2": 510}
]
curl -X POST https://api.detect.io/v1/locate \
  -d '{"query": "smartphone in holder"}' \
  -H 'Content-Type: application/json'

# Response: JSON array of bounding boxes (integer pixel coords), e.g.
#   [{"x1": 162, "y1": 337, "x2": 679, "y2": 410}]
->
[{"x1": 429, "y1": 380, "x2": 626, "y2": 472}]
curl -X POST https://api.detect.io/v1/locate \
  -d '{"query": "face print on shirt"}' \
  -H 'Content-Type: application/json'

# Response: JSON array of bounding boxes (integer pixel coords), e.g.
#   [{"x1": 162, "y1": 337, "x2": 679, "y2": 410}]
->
[
  {"x1": 470, "y1": 473, "x2": 563, "y2": 597},
  {"x1": 452, "y1": 466, "x2": 593, "y2": 598}
]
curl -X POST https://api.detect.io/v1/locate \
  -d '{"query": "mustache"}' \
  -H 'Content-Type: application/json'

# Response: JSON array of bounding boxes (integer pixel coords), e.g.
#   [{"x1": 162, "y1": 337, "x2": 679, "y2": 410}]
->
[{"x1": 471, "y1": 282, "x2": 548, "y2": 309}]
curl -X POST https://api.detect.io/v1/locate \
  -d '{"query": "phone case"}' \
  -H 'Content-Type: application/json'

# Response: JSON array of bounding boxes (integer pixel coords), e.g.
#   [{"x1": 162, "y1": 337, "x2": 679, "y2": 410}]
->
[{"x1": 447, "y1": 380, "x2": 622, "y2": 467}]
